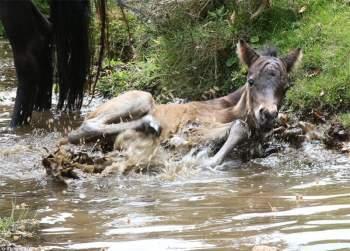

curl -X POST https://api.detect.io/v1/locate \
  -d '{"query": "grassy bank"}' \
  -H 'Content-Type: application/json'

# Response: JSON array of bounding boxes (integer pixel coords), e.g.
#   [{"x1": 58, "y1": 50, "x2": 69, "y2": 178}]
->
[{"x1": 96, "y1": 0, "x2": 350, "y2": 120}]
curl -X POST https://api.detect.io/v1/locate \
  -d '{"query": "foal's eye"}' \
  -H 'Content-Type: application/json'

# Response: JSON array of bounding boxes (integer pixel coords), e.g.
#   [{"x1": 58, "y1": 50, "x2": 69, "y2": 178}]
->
[{"x1": 248, "y1": 78, "x2": 254, "y2": 85}]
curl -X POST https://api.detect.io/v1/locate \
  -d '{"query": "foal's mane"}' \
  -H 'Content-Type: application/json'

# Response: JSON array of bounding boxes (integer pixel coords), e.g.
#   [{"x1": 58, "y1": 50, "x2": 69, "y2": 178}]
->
[{"x1": 260, "y1": 45, "x2": 278, "y2": 57}]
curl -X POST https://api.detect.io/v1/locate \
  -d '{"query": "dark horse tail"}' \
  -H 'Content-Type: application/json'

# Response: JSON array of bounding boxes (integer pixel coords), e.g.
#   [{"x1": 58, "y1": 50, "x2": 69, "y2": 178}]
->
[
  {"x1": 50, "y1": 0, "x2": 91, "y2": 110},
  {"x1": 1, "y1": 0, "x2": 91, "y2": 126}
]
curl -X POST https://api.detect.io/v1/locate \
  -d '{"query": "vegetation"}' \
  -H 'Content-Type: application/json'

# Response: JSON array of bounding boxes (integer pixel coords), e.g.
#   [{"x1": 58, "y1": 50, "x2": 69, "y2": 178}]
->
[
  {"x1": 95, "y1": 0, "x2": 350, "y2": 119},
  {"x1": 282, "y1": 1, "x2": 350, "y2": 116},
  {"x1": 0, "y1": 24, "x2": 4, "y2": 38},
  {"x1": 339, "y1": 113, "x2": 350, "y2": 128},
  {"x1": 0, "y1": 202, "x2": 37, "y2": 241}
]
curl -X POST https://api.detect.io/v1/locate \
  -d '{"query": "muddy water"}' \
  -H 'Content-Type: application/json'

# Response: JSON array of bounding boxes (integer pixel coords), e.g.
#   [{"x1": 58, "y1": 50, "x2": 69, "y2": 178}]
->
[{"x1": 1, "y1": 40, "x2": 350, "y2": 251}]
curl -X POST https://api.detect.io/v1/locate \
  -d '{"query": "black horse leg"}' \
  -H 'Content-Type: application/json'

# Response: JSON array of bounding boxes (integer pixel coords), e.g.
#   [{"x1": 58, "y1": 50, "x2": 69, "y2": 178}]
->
[
  {"x1": 34, "y1": 34, "x2": 53, "y2": 111},
  {"x1": 0, "y1": 0, "x2": 52, "y2": 126}
]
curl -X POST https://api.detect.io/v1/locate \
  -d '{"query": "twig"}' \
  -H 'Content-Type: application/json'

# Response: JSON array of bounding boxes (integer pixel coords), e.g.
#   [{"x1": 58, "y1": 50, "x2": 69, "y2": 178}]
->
[
  {"x1": 116, "y1": 0, "x2": 148, "y2": 18},
  {"x1": 250, "y1": 0, "x2": 270, "y2": 20},
  {"x1": 118, "y1": 1, "x2": 134, "y2": 51},
  {"x1": 89, "y1": 0, "x2": 107, "y2": 103}
]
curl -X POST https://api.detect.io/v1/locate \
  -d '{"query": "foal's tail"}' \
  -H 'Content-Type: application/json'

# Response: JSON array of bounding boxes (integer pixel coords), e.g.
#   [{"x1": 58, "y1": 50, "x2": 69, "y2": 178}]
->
[{"x1": 50, "y1": 0, "x2": 91, "y2": 110}]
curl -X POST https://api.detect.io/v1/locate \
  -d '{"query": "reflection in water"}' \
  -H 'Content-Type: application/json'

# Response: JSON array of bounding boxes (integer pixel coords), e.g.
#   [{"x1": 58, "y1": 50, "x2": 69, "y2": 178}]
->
[{"x1": 1, "y1": 40, "x2": 350, "y2": 250}]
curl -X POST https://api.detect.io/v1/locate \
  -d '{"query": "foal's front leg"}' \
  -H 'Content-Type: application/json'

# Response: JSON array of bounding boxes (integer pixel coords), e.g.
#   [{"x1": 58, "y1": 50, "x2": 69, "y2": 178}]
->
[{"x1": 207, "y1": 120, "x2": 251, "y2": 167}]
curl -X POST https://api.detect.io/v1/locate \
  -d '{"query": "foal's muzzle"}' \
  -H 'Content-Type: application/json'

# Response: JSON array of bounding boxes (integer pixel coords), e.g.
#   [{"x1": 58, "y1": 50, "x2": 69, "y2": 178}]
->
[{"x1": 256, "y1": 106, "x2": 278, "y2": 130}]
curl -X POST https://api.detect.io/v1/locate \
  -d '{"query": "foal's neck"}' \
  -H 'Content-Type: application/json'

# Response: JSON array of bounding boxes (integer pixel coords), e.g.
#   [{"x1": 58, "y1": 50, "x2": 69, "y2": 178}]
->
[
  {"x1": 199, "y1": 85, "x2": 252, "y2": 124},
  {"x1": 224, "y1": 85, "x2": 246, "y2": 106}
]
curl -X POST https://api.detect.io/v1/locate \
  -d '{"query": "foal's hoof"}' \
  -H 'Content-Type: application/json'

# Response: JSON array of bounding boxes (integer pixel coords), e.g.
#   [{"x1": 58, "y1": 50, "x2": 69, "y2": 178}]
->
[{"x1": 142, "y1": 115, "x2": 161, "y2": 136}]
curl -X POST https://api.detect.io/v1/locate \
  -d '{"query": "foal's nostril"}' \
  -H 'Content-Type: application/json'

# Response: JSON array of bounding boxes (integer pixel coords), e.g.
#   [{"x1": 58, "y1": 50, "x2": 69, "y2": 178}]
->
[
  {"x1": 259, "y1": 107, "x2": 265, "y2": 115},
  {"x1": 270, "y1": 111, "x2": 278, "y2": 119},
  {"x1": 259, "y1": 107, "x2": 278, "y2": 120}
]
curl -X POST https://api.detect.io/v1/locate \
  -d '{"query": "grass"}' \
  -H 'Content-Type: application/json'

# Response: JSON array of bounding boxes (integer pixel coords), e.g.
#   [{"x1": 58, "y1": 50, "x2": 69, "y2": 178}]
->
[
  {"x1": 0, "y1": 201, "x2": 38, "y2": 241},
  {"x1": 276, "y1": 1, "x2": 350, "y2": 116},
  {"x1": 339, "y1": 113, "x2": 350, "y2": 129}
]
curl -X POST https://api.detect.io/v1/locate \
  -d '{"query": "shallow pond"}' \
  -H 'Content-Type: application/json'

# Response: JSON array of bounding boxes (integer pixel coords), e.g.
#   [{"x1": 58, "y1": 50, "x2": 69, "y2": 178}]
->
[{"x1": 1, "y1": 40, "x2": 350, "y2": 251}]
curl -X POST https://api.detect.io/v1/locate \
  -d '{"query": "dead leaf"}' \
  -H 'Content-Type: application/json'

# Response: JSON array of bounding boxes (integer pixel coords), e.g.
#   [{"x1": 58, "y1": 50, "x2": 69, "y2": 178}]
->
[
  {"x1": 277, "y1": 113, "x2": 289, "y2": 126},
  {"x1": 307, "y1": 67, "x2": 322, "y2": 78},
  {"x1": 313, "y1": 111, "x2": 326, "y2": 123},
  {"x1": 298, "y1": 121, "x2": 316, "y2": 134},
  {"x1": 299, "y1": 6, "x2": 307, "y2": 13},
  {"x1": 229, "y1": 11, "x2": 236, "y2": 24},
  {"x1": 341, "y1": 142, "x2": 350, "y2": 153}
]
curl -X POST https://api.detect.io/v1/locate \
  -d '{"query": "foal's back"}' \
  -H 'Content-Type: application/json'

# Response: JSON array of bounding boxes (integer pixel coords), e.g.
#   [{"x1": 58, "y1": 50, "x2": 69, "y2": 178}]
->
[{"x1": 152, "y1": 98, "x2": 235, "y2": 139}]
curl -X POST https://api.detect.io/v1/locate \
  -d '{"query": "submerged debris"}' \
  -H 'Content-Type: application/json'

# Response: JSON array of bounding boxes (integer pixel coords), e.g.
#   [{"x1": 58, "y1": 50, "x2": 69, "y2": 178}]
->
[
  {"x1": 42, "y1": 145, "x2": 113, "y2": 183},
  {"x1": 0, "y1": 239, "x2": 17, "y2": 251},
  {"x1": 323, "y1": 121, "x2": 350, "y2": 154},
  {"x1": 42, "y1": 129, "x2": 171, "y2": 184}
]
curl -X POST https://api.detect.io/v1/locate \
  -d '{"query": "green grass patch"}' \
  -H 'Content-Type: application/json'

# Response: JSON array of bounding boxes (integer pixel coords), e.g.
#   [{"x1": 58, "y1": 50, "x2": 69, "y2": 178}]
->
[
  {"x1": 0, "y1": 202, "x2": 38, "y2": 241},
  {"x1": 278, "y1": 1, "x2": 350, "y2": 115},
  {"x1": 339, "y1": 113, "x2": 350, "y2": 129}
]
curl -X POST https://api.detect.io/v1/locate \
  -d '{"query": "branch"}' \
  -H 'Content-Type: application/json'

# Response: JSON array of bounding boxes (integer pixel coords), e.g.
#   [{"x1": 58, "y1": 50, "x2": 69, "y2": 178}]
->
[
  {"x1": 250, "y1": 0, "x2": 270, "y2": 20},
  {"x1": 90, "y1": 0, "x2": 107, "y2": 98},
  {"x1": 116, "y1": 0, "x2": 148, "y2": 18}
]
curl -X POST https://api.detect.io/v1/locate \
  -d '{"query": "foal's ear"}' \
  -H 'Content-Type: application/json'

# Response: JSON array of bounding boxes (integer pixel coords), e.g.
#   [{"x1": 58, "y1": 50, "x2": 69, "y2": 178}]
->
[
  {"x1": 236, "y1": 40, "x2": 260, "y2": 67},
  {"x1": 281, "y1": 48, "x2": 303, "y2": 72}
]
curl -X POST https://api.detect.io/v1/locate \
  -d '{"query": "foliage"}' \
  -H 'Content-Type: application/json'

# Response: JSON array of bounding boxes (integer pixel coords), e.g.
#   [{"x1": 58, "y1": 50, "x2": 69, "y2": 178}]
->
[
  {"x1": 97, "y1": 0, "x2": 260, "y2": 100},
  {"x1": 0, "y1": 202, "x2": 37, "y2": 241},
  {"x1": 339, "y1": 113, "x2": 350, "y2": 129},
  {"x1": 97, "y1": 58, "x2": 163, "y2": 99},
  {"x1": 0, "y1": 24, "x2": 4, "y2": 37},
  {"x1": 33, "y1": 0, "x2": 50, "y2": 15},
  {"x1": 96, "y1": 0, "x2": 350, "y2": 117}
]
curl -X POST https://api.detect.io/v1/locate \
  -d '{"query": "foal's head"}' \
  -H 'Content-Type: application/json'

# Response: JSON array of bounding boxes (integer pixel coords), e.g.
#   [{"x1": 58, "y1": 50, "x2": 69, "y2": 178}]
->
[{"x1": 237, "y1": 40, "x2": 302, "y2": 130}]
